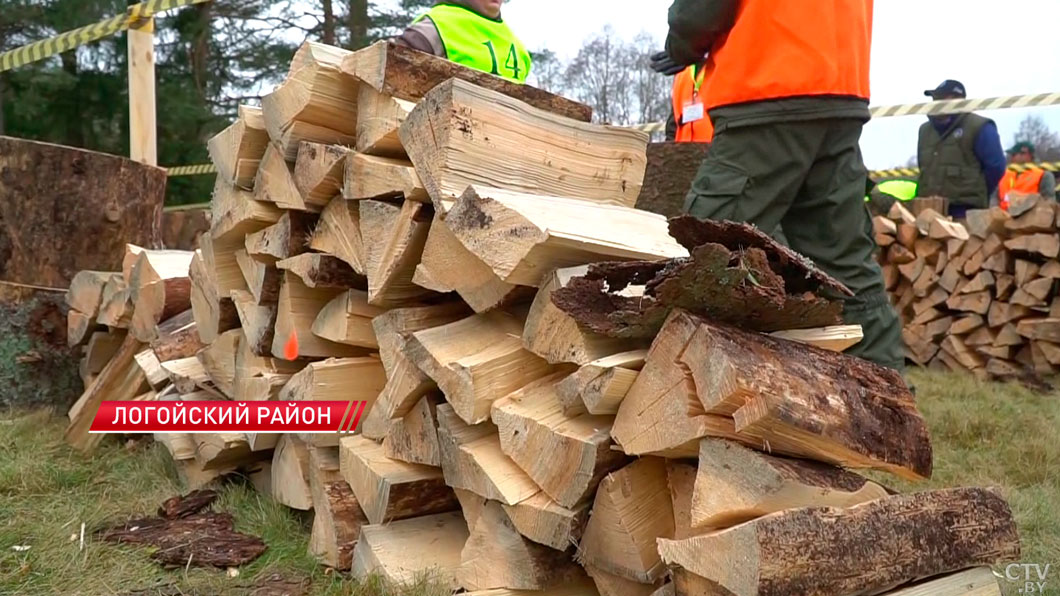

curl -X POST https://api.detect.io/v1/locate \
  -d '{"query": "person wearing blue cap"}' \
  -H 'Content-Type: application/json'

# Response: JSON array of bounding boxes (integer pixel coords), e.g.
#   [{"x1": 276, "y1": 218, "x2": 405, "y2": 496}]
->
[{"x1": 916, "y1": 79, "x2": 1007, "y2": 218}]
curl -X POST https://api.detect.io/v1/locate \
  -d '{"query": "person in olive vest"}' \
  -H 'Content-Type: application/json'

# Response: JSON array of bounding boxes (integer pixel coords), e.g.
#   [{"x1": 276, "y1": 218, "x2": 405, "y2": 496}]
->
[
  {"x1": 650, "y1": 0, "x2": 904, "y2": 373},
  {"x1": 394, "y1": 1, "x2": 532, "y2": 83},
  {"x1": 998, "y1": 142, "x2": 1057, "y2": 208},
  {"x1": 917, "y1": 80, "x2": 1006, "y2": 218}
]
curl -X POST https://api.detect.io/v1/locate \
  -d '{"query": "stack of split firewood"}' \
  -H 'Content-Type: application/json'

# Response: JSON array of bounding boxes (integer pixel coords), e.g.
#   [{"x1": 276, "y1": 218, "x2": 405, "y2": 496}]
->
[
  {"x1": 875, "y1": 195, "x2": 1060, "y2": 382},
  {"x1": 65, "y1": 41, "x2": 1021, "y2": 595}
]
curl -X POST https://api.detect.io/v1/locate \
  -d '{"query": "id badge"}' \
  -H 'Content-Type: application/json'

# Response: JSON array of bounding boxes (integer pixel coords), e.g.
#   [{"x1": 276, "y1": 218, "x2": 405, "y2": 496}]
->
[{"x1": 682, "y1": 101, "x2": 705, "y2": 123}]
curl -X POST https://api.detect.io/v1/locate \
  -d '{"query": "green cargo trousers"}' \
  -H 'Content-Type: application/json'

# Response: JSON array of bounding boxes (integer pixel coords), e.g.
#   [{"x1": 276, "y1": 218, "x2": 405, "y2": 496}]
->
[{"x1": 683, "y1": 119, "x2": 905, "y2": 371}]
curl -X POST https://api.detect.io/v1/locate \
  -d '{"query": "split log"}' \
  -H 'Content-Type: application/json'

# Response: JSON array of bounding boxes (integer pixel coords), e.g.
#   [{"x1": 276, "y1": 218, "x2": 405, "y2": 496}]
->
[
  {"x1": 311, "y1": 289, "x2": 385, "y2": 348},
  {"x1": 65, "y1": 334, "x2": 146, "y2": 452},
  {"x1": 458, "y1": 500, "x2": 587, "y2": 591},
  {"x1": 68, "y1": 310, "x2": 95, "y2": 347},
  {"x1": 270, "y1": 434, "x2": 313, "y2": 510},
  {"x1": 769, "y1": 325, "x2": 865, "y2": 352},
  {"x1": 988, "y1": 302, "x2": 1031, "y2": 329},
  {"x1": 677, "y1": 315, "x2": 932, "y2": 480},
  {"x1": 1007, "y1": 202, "x2": 1056, "y2": 233},
  {"x1": 261, "y1": 62, "x2": 358, "y2": 143},
  {"x1": 666, "y1": 461, "x2": 699, "y2": 540},
  {"x1": 344, "y1": 153, "x2": 427, "y2": 202},
  {"x1": 382, "y1": 394, "x2": 444, "y2": 466},
  {"x1": 690, "y1": 438, "x2": 888, "y2": 531},
  {"x1": 577, "y1": 457, "x2": 674, "y2": 583},
  {"x1": 355, "y1": 84, "x2": 415, "y2": 158},
  {"x1": 657, "y1": 488, "x2": 1019, "y2": 596},
  {"x1": 254, "y1": 143, "x2": 319, "y2": 212},
  {"x1": 443, "y1": 186, "x2": 686, "y2": 286},
  {"x1": 189, "y1": 249, "x2": 239, "y2": 345},
  {"x1": 307, "y1": 446, "x2": 368, "y2": 570},
  {"x1": 946, "y1": 290, "x2": 992, "y2": 315},
  {"x1": 338, "y1": 435, "x2": 457, "y2": 525},
  {"x1": 245, "y1": 211, "x2": 318, "y2": 263},
  {"x1": 350, "y1": 512, "x2": 467, "y2": 589},
  {"x1": 950, "y1": 314, "x2": 984, "y2": 335},
  {"x1": 1005, "y1": 233, "x2": 1060, "y2": 258},
  {"x1": 83, "y1": 330, "x2": 127, "y2": 378},
  {"x1": 67, "y1": 271, "x2": 121, "y2": 318},
  {"x1": 551, "y1": 218, "x2": 847, "y2": 338},
  {"x1": 359, "y1": 199, "x2": 435, "y2": 306},
  {"x1": 194, "y1": 430, "x2": 261, "y2": 470},
  {"x1": 929, "y1": 218, "x2": 969, "y2": 240},
  {"x1": 435, "y1": 404, "x2": 541, "y2": 505},
  {"x1": 405, "y1": 310, "x2": 558, "y2": 424},
  {"x1": 272, "y1": 273, "x2": 363, "y2": 360},
  {"x1": 276, "y1": 120, "x2": 356, "y2": 162},
  {"x1": 130, "y1": 277, "x2": 192, "y2": 343},
  {"x1": 1017, "y1": 318, "x2": 1060, "y2": 342},
  {"x1": 277, "y1": 253, "x2": 365, "y2": 289},
  {"x1": 309, "y1": 197, "x2": 365, "y2": 274},
  {"x1": 96, "y1": 276, "x2": 133, "y2": 328},
  {"x1": 416, "y1": 214, "x2": 531, "y2": 312},
  {"x1": 882, "y1": 567, "x2": 1001, "y2": 596},
  {"x1": 502, "y1": 492, "x2": 589, "y2": 552},
  {"x1": 161, "y1": 358, "x2": 220, "y2": 396},
  {"x1": 196, "y1": 329, "x2": 241, "y2": 397},
  {"x1": 400, "y1": 79, "x2": 644, "y2": 210},
  {"x1": 344, "y1": 40, "x2": 590, "y2": 121},
  {"x1": 586, "y1": 566, "x2": 663, "y2": 596},
  {"x1": 556, "y1": 349, "x2": 647, "y2": 416},
  {"x1": 230, "y1": 290, "x2": 277, "y2": 357},
  {"x1": 492, "y1": 374, "x2": 628, "y2": 508},
  {"x1": 960, "y1": 271, "x2": 995, "y2": 294},
  {"x1": 210, "y1": 179, "x2": 282, "y2": 241},
  {"x1": 965, "y1": 207, "x2": 1010, "y2": 238},
  {"x1": 207, "y1": 105, "x2": 269, "y2": 188},
  {"x1": 293, "y1": 142, "x2": 349, "y2": 207},
  {"x1": 524, "y1": 267, "x2": 648, "y2": 365},
  {"x1": 234, "y1": 249, "x2": 281, "y2": 305},
  {"x1": 279, "y1": 357, "x2": 386, "y2": 409}
]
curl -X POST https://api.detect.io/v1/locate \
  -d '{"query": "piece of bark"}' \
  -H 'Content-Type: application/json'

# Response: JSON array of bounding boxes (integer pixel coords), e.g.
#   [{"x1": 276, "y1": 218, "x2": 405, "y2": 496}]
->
[
  {"x1": 577, "y1": 457, "x2": 674, "y2": 583},
  {"x1": 338, "y1": 435, "x2": 457, "y2": 525},
  {"x1": 635, "y1": 142, "x2": 711, "y2": 218},
  {"x1": 382, "y1": 394, "x2": 444, "y2": 466},
  {"x1": 657, "y1": 488, "x2": 1019, "y2": 596},
  {"x1": 492, "y1": 374, "x2": 629, "y2": 508}
]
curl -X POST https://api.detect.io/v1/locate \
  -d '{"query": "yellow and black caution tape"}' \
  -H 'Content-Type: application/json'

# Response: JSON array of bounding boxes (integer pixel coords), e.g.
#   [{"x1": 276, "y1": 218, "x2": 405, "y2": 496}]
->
[
  {"x1": 166, "y1": 163, "x2": 216, "y2": 177},
  {"x1": 0, "y1": 0, "x2": 212, "y2": 72},
  {"x1": 633, "y1": 92, "x2": 1060, "y2": 134},
  {"x1": 870, "y1": 162, "x2": 1060, "y2": 179}
]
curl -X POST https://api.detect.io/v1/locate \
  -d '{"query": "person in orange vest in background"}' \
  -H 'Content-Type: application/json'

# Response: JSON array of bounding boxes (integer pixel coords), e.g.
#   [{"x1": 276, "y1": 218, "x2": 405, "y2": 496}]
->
[
  {"x1": 664, "y1": 62, "x2": 715, "y2": 142},
  {"x1": 998, "y1": 141, "x2": 1057, "y2": 210}
]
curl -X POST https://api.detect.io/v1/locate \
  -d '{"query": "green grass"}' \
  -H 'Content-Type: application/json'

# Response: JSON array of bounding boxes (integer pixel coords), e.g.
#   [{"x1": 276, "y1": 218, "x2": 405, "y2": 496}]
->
[{"x1": 0, "y1": 369, "x2": 1058, "y2": 595}]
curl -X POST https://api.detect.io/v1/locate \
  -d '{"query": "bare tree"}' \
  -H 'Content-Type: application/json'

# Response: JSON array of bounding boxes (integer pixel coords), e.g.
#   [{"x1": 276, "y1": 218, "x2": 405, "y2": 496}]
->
[
  {"x1": 629, "y1": 33, "x2": 671, "y2": 126},
  {"x1": 529, "y1": 48, "x2": 564, "y2": 94},
  {"x1": 1014, "y1": 114, "x2": 1060, "y2": 161},
  {"x1": 564, "y1": 26, "x2": 635, "y2": 125}
]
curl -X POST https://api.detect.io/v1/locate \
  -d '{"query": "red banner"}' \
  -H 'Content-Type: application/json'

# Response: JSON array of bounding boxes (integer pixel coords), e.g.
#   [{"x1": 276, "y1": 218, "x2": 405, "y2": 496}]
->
[{"x1": 89, "y1": 401, "x2": 368, "y2": 434}]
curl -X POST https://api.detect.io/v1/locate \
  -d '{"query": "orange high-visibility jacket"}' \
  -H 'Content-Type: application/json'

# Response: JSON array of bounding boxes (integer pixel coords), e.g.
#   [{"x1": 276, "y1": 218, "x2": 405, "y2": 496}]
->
[
  {"x1": 699, "y1": 0, "x2": 873, "y2": 110},
  {"x1": 672, "y1": 64, "x2": 714, "y2": 142},
  {"x1": 998, "y1": 169, "x2": 1045, "y2": 210}
]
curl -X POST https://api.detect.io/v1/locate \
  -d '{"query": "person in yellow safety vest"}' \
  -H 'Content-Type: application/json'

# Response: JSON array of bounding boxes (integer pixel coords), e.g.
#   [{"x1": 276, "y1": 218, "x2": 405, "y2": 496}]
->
[
  {"x1": 394, "y1": 1, "x2": 532, "y2": 84},
  {"x1": 998, "y1": 141, "x2": 1057, "y2": 210},
  {"x1": 865, "y1": 179, "x2": 918, "y2": 216}
]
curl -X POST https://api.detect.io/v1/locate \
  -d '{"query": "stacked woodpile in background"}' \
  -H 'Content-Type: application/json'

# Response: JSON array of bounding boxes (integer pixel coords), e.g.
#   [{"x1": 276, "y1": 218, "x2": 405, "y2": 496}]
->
[
  {"x1": 64, "y1": 41, "x2": 1021, "y2": 595},
  {"x1": 876, "y1": 195, "x2": 1060, "y2": 382}
]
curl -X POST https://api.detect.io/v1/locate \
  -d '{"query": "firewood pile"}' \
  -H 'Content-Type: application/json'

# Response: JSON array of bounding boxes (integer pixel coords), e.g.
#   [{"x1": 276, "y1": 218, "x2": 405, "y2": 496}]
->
[
  {"x1": 875, "y1": 195, "x2": 1060, "y2": 383},
  {"x1": 63, "y1": 41, "x2": 1020, "y2": 595}
]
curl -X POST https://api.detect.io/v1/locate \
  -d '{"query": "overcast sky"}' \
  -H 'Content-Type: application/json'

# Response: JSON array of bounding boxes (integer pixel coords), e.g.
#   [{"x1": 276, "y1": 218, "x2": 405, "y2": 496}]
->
[{"x1": 498, "y1": 0, "x2": 1060, "y2": 168}]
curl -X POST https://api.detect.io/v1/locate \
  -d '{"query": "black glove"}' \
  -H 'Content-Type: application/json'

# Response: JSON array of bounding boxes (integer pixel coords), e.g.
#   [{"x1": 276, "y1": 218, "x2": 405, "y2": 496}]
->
[{"x1": 650, "y1": 50, "x2": 686, "y2": 76}]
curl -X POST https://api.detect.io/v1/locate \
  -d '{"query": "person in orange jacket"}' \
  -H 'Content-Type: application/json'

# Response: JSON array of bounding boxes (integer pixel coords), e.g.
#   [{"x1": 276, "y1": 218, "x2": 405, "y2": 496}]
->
[
  {"x1": 649, "y1": 0, "x2": 903, "y2": 372},
  {"x1": 998, "y1": 141, "x2": 1057, "y2": 209}
]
